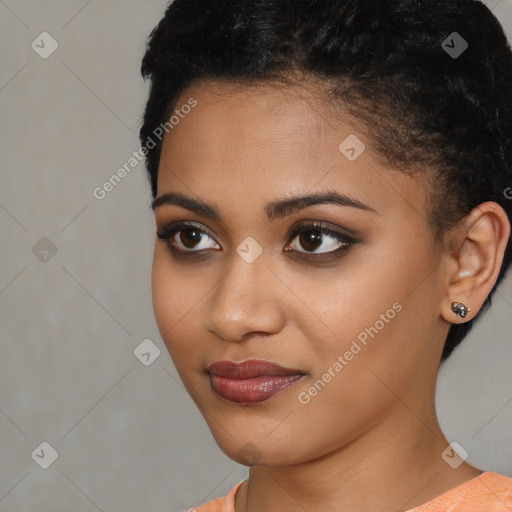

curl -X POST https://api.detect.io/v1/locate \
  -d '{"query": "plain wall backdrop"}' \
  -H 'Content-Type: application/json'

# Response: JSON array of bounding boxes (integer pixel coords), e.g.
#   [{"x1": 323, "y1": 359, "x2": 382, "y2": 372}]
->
[{"x1": 0, "y1": 1, "x2": 511, "y2": 511}]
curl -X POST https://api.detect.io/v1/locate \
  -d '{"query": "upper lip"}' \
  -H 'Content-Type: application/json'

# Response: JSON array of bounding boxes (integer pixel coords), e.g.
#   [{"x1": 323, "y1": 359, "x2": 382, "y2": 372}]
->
[{"x1": 207, "y1": 359, "x2": 306, "y2": 379}]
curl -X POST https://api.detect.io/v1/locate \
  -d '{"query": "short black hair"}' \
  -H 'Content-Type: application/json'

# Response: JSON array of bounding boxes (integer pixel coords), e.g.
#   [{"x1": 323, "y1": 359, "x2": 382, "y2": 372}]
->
[{"x1": 140, "y1": 0, "x2": 512, "y2": 362}]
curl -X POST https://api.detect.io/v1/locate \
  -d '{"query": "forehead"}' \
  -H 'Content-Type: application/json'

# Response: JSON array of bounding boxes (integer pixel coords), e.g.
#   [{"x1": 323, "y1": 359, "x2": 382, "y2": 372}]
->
[
  {"x1": 171, "y1": 79, "x2": 336, "y2": 148},
  {"x1": 156, "y1": 80, "x2": 430, "y2": 229}
]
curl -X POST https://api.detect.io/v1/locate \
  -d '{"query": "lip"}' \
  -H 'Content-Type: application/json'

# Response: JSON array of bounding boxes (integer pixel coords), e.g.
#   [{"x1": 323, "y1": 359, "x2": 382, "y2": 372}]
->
[
  {"x1": 207, "y1": 359, "x2": 306, "y2": 379},
  {"x1": 207, "y1": 359, "x2": 307, "y2": 404}
]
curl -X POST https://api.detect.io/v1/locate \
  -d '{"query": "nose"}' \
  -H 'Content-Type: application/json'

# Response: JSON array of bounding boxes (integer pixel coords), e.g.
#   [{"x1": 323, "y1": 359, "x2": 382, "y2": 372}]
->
[{"x1": 204, "y1": 253, "x2": 285, "y2": 342}]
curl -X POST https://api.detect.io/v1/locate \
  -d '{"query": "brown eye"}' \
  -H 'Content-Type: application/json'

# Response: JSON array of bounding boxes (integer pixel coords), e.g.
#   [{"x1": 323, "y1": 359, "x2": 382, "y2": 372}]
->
[
  {"x1": 297, "y1": 230, "x2": 324, "y2": 252},
  {"x1": 286, "y1": 223, "x2": 354, "y2": 255},
  {"x1": 178, "y1": 227, "x2": 205, "y2": 249},
  {"x1": 156, "y1": 222, "x2": 220, "y2": 253}
]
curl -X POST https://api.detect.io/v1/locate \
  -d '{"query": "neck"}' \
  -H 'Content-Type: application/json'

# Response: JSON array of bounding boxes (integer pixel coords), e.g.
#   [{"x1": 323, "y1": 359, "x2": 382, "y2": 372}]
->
[{"x1": 235, "y1": 407, "x2": 482, "y2": 512}]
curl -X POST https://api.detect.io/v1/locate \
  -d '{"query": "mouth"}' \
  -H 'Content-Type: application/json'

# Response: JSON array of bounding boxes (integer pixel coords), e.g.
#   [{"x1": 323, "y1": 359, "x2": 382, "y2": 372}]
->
[{"x1": 207, "y1": 359, "x2": 307, "y2": 404}]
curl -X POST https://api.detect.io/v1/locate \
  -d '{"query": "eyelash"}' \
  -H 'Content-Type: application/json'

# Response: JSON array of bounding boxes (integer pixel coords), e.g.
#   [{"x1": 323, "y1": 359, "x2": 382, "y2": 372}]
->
[{"x1": 156, "y1": 220, "x2": 356, "y2": 262}]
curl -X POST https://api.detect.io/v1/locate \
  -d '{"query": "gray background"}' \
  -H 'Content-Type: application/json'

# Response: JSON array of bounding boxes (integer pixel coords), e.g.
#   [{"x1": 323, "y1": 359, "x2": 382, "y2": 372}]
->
[{"x1": 0, "y1": 1, "x2": 511, "y2": 511}]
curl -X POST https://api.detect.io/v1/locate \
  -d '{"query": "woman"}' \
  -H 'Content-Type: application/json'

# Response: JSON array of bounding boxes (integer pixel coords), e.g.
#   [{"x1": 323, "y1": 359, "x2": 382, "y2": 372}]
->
[{"x1": 139, "y1": 0, "x2": 512, "y2": 510}]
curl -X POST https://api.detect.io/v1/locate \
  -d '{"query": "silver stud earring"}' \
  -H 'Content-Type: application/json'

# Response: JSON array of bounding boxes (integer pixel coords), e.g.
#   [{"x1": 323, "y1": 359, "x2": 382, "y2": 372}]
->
[{"x1": 451, "y1": 302, "x2": 470, "y2": 318}]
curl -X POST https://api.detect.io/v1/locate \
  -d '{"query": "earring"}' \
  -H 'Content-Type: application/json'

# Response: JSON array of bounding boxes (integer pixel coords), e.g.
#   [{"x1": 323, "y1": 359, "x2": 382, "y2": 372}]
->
[{"x1": 451, "y1": 302, "x2": 470, "y2": 318}]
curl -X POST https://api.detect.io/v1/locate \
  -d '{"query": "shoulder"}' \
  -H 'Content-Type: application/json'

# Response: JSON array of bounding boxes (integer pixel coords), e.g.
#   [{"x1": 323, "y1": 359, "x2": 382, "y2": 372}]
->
[
  {"x1": 188, "y1": 479, "x2": 245, "y2": 512},
  {"x1": 408, "y1": 472, "x2": 512, "y2": 512}
]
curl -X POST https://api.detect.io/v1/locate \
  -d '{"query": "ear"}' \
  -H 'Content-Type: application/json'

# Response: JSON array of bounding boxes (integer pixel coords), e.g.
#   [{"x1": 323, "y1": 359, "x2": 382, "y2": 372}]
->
[{"x1": 441, "y1": 201, "x2": 511, "y2": 324}]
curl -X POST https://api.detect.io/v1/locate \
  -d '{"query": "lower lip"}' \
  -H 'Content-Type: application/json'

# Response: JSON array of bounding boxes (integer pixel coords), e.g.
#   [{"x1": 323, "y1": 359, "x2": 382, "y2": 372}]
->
[{"x1": 210, "y1": 374, "x2": 305, "y2": 404}]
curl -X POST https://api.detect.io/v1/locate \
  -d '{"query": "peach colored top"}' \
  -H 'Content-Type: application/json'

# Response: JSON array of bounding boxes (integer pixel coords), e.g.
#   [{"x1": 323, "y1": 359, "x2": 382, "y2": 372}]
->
[{"x1": 190, "y1": 472, "x2": 512, "y2": 511}]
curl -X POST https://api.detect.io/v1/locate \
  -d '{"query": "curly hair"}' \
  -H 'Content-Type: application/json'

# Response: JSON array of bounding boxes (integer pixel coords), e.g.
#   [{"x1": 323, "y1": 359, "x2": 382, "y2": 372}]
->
[{"x1": 139, "y1": 0, "x2": 512, "y2": 362}]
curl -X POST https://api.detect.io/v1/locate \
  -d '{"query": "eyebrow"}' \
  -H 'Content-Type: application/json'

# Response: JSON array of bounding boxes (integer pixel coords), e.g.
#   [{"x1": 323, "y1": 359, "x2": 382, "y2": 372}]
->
[{"x1": 151, "y1": 190, "x2": 377, "y2": 221}]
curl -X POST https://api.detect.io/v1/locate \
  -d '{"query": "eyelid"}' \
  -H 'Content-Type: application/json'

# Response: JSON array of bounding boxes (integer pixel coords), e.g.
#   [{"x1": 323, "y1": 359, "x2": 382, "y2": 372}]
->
[
  {"x1": 157, "y1": 220, "x2": 214, "y2": 236},
  {"x1": 283, "y1": 220, "x2": 356, "y2": 259},
  {"x1": 156, "y1": 220, "x2": 220, "y2": 250},
  {"x1": 285, "y1": 219, "x2": 357, "y2": 241}
]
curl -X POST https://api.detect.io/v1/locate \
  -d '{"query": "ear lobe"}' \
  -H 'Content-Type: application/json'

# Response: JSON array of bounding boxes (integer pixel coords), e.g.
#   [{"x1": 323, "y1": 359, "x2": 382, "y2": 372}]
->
[{"x1": 441, "y1": 201, "x2": 511, "y2": 324}]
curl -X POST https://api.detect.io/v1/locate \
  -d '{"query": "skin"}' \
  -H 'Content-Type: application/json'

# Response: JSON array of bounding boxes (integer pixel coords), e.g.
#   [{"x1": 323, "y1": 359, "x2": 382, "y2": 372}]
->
[{"x1": 151, "y1": 80, "x2": 510, "y2": 512}]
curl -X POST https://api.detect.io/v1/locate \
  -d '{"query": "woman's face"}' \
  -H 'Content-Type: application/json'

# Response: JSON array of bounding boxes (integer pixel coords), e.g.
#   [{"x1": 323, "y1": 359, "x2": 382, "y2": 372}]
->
[{"x1": 151, "y1": 81, "x2": 451, "y2": 466}]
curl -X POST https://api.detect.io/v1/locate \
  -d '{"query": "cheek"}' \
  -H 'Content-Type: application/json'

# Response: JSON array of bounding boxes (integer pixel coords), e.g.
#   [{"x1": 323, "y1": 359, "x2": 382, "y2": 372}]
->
[
  {"x1": 287, "y1": 254, "x2": 403, "y2": 355},
  {"x1": 151, "y1": 251, "x2": 173, "y2": 331},
  {"x1": 151, "y1": 249, "x2": 217, "y2": 376},
  {"x1": 290, "y1": 241, "x2": 433, "y2": 384},
  {"x1": 151, "y1": 251, "x2": 195, "y2": 354}
]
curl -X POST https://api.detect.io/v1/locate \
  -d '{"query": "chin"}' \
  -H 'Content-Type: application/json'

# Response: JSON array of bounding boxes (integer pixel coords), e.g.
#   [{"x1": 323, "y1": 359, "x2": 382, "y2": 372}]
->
[{"x1": 209, "y1": 428, "x2": 304, "y2": 467}]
